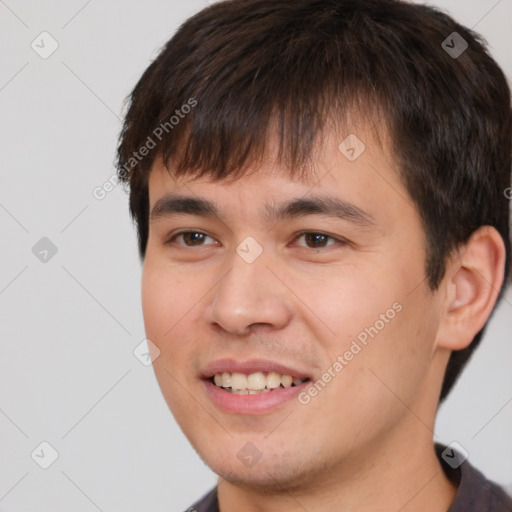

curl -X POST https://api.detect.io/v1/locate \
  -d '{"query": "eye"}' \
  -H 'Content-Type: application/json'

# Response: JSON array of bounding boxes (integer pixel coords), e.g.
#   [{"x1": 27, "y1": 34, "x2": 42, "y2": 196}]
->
[
  {"x1": 165, "y1": 230, "x2": 346, "y2": 249},
  {"x1": 294, "y1": 232, "x2": 345, "y2": 249},
  {"x1": 167, "y1": 231, "x2": 217, "y2": 247}
]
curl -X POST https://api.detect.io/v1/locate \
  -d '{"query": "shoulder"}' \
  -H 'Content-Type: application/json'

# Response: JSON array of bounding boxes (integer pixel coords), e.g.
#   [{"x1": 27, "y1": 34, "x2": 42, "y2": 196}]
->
[
  {"x1": 458, "y1": 464, "x2": 512, "y2": 512},
  {"x1": 183, "y1": 486, "x2": 218, "y2": 512},
  {"x1": 435, "y1": 444, "x2": 512, "y2": 512}
]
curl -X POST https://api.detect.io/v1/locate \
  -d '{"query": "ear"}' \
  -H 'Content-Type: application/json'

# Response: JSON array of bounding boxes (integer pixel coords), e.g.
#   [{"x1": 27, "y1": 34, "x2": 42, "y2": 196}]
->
[{"x1": 436, "y1": 226, "x2": 506, "y2": 351}]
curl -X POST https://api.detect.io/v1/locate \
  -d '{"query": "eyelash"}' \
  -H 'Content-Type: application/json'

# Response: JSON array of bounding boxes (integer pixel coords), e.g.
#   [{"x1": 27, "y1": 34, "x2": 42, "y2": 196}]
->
[{"x1": 166, "y1": 230, "x2": 347, "y2": 249}]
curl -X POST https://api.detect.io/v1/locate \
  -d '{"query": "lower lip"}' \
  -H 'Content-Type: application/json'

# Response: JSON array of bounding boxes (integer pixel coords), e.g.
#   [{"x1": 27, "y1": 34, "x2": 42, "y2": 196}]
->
[{"x1": 202, "y1": 379, "x2": 309, "y2": 415}]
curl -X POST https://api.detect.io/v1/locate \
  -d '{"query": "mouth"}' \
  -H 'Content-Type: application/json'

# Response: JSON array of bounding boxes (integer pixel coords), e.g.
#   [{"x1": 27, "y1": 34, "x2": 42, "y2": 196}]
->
[
  {"x1": 200, "y1": 359, "x2": 312, "y2": 414},
  {"x1": 209, "y1": 371, "x2": 309, "y2": 395}
]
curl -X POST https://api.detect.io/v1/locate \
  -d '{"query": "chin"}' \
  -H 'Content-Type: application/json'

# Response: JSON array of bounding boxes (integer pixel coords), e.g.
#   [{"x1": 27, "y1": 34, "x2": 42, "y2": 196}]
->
[{"x1": 198, "y1": 445, "x2": 320, "y2": 494}]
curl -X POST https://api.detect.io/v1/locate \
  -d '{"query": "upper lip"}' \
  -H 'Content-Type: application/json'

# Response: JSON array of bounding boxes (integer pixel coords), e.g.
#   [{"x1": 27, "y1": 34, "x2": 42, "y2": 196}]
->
[{"x1": 201, "y1": 358, "x2": 312, "y2": 380}]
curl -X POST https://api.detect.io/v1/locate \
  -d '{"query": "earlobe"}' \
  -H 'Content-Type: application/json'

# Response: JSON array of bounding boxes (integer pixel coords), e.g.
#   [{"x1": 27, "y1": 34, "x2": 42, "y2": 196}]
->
[{"x1": 436, "y1": 226, "x2": 506, "y2": 351}]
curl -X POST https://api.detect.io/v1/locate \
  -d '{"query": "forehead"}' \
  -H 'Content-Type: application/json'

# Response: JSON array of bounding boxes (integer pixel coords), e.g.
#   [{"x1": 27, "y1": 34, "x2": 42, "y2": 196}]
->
[{"x1": 146, "y1": 121, "x2": 414, "y2": 235}]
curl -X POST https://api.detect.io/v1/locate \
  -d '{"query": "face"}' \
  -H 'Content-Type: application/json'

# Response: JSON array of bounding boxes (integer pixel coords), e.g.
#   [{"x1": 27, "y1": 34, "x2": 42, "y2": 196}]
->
[{"x1": 141, "y1": 125, "x2": 448, "y2": 492}]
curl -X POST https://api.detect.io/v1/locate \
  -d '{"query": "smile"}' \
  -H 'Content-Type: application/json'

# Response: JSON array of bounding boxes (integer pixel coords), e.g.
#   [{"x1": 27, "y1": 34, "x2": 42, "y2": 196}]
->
[
  {"x1": 201, "y1": 359, "x2": 313, "y2": 414},
  {"x1": 211, "y1": 371, "x2": 308, "y2": 394}
]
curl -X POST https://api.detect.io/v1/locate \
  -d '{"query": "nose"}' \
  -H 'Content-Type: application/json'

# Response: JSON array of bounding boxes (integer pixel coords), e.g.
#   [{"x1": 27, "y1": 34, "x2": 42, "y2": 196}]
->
[{"x1": 204, "y1": 249, "x2": 294, "y2": 336}]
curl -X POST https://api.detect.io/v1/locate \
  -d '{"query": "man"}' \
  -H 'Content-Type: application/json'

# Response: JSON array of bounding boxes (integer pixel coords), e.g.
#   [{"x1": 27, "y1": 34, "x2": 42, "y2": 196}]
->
[{"x1": 116, "y1": 0, "x2": 512, "y2": 510}]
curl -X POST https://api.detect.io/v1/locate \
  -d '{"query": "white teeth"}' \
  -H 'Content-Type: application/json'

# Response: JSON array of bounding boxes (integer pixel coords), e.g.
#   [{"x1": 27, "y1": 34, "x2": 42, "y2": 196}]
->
[
  {"x1": 266, "y1": 372, "x2": 282, "y2": 389},
  {"x1": 247, "y1": 372, "x2": 266, "y2": 390},
  {"x1": 231, "y1": 372, "x2": 248, "y2": 390},
  {"x1": 211, "y1": 371, "x2": 308, "y2": 392},
  {"x1": 281, "y1": 375, "x2": 293, "y2": 388},
  {"x1": 221, "y1": 372, "x2": 231, "y2": 388}
]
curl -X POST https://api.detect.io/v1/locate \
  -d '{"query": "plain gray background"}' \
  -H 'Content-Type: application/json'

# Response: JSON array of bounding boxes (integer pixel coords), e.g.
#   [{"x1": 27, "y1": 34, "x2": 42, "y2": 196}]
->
[{"x1": 1, "y1": 1, "x2": 511, "y2": 511}]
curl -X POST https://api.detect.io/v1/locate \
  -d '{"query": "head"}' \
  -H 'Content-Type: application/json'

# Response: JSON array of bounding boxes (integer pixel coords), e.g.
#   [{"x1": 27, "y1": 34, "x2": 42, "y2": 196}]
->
[{"x1": 117, "y1": 0, "x2": 511, "y2": 490}]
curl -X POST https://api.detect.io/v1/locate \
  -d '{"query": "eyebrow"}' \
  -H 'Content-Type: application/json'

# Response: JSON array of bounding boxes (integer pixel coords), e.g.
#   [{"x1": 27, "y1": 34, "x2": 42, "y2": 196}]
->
[{"x1": 150, "y1": 194, "x2": 377, "y2": 228}]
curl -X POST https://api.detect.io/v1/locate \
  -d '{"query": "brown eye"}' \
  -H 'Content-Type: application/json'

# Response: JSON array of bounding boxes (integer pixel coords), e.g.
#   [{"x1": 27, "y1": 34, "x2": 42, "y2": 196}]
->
[
  {"x1": 296, "y1": 232, "x2": 340, "y2": 249},
  {"x1": 168, "y1": 231, "x2": 215, "y2": 247},
  {"x1": 182, "y1": 232, "x2": 206, "y2": 246},
  {"x1": 305, "y1": 233, "x2": 329, "y2": 248}
]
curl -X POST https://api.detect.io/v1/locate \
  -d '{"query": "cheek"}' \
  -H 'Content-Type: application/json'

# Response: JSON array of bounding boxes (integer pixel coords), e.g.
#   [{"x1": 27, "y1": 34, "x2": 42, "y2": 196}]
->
[
  {"x1": 141, "y1": 262, "x2": 201, "y2": 425},
  {"x1": 296, "y1": 294, "x2": 438, "y2": 450},
  {"x1": 141, "y1": 259, "x2": 196, "y2": 344},
  {"x1": 285, "y1": 262, "x2": 397, "y2": 347},
  {"x1": 339, "y1": 285, "x2": 441, "y2": 414},
  {"x1": 290, "y1": 255, "x2": 438, "y2": 400}
]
